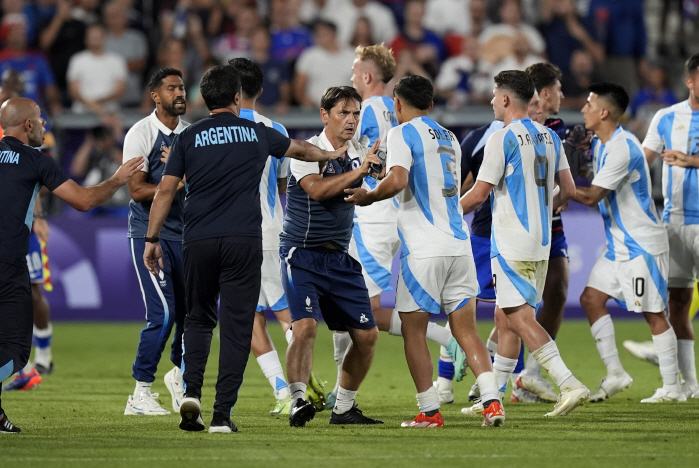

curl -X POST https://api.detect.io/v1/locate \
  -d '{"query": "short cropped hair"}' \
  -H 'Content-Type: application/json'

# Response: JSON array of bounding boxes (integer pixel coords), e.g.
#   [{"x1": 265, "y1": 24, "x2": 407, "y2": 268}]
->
[
  {"x1": 228, "y1": 58, "x2": 264, "y2": 99},
  {"x1": 525, "y1": 62, "x2": 562, "y2": 93},
  {"x1": 200, "y1": 65, "x2": 242, "y2": 111},
  {"x1": 320, "y1": 86, "x2": 362, "y2": 114},
  {"x1": 685, "y1": 53, "x2": 699, "y2": 77},
  {"x1": 148, "y1": 68, "x2": 183, "y2": 92},
  {"x1": 312, "y1": 19, "x2": 337, "y2": 34},
  {"x1": 355, "y1": 43, "x2": 396, "y2": 84},
  {"x1": 393, "y1": 75, "x2": 434, "y2": 111},
  {"x1": 494, "y1": 70, "x2": 535, "y2": 104},
  {"x1": 588, "y1": 81, "x2": 629, "y2": 118}
]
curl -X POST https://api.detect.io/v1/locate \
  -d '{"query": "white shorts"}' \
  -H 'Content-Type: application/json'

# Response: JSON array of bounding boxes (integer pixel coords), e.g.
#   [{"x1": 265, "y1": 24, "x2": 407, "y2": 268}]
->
[
  {"x1": 491, "y1": 255, "x2": 548, "y2": 309},
  {"x1": 396, "y1": 255, "x2": 479, "y2": 314},
  {"x1": 348, "y1": 221, "x2": 401, "y2": 297},
  {"x1": 666, "y1": 224, "x2": 699, "y2": 288},
  {"x1": 586, "y1": 250, "x2": 668, "y2": 313},
  {"x1": 258, "y1": 250, "x2": 288, "y2": 312}
]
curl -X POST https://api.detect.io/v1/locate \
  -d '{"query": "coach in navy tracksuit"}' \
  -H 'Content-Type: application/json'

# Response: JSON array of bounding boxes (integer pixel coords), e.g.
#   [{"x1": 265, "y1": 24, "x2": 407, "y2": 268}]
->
[
  {"x1": 142, "y1": 65, "x2": 344, "y2": 434},
  {"x1": 0, "y1": 98, "x2": 142, "y2": 433}
]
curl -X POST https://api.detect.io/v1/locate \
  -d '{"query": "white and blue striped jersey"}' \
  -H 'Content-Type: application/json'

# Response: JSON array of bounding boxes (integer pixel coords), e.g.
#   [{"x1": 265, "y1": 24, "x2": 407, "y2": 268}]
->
[
  {"x1": 642, "y1": 100, "x2": 699, "y2": 225},
  {"x1": 239, "y1": 108, "x2": 289, "y2": 250},
  {"x1": 386, "y1": 116, "x2": 471, "y2": 258},
  {"x1": 478, "y1": 118, "x2": 568, "y2": 261},
  {"x1": 592, "y1": 126, "x2": 668, "y2": 261},
  {"x1": 355, "y1": 95, "x2": 399, "y2": 223}
]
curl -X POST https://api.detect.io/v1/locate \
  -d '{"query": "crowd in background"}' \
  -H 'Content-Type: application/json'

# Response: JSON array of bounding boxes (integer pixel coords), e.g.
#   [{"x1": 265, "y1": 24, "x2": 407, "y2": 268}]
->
[{"x1": 0, "y1": 0, "x2": 697, "y2": 207}]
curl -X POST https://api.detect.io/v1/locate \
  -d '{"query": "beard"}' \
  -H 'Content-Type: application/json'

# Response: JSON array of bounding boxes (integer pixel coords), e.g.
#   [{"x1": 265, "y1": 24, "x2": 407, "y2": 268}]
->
[{"x1": 162, "y1": 98, "x2": 187, "y2": 116}]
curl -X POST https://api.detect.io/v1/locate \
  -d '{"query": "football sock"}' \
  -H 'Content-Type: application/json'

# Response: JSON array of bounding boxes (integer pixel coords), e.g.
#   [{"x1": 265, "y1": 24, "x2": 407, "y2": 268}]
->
[
  {"x1": 256, "y1": 350, "x2": 289, "y2": 399},
  {"x1": 284, "y1": 328, "x2": 293, "y2": 344},
  {"x1": 426, "y1": 322, "x2": 452, "y2": 347},
  {"x1": 388, "y1": 309, "x2": 402, "y2": 336},
  {"x1": 486, "y1": 338, "x2": 498, "y2": 361},
  {"x1": 652, "y1": 328, "x2": 680, "y2": 390},
  {"x1": 437, "y1": 356, "x2": 455, "y2": 392},
  {"x1": 590, "y1": 314, "x2": 624, "y2": 376},
  {"x1": 416, "y1": 387, "x2": 440, "y2": 414},
  {"x1": 289, "y1": 382, "x2": 307, "y2": 406},
  {"x1": 134, "y1": 381, "x2": 152, "y2": 397},
  {"x1": 333, "y1": 332, "x2": 351, "y2": 394},
  {"x1": 510, "y1": 345, "x2": 525, "y2": 386},
  {"x1": 476, "y1": 371, "x2": 501, "y2": 403},
  {"x1": 532, "y1": 341, "x2": 580, "y2": 391},
  {"x1": 524, "y1": 351, "x2": 542, "y2": 375},
  {"x1": 333, "y1": 386, "x2": 357, "y2": 414},
  {"x1": 21, "y1": 362, "x2": 32, "y2": 374},
  {"x1": 677, "y1": 339, "x2": 697, "y2": 386},
  {"x1": 493, "y1": 355, "x2": 517, "y2": 394},
  {"x1": 33, "y1": 323, "x2": 52, "y2": 369}
]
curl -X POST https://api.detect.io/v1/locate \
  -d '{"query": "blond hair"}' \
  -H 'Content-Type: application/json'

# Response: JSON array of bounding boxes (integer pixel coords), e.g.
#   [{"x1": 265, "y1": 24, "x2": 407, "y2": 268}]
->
[{"x1": 355, "y1": 43, "x2": 396, "y2": 84}]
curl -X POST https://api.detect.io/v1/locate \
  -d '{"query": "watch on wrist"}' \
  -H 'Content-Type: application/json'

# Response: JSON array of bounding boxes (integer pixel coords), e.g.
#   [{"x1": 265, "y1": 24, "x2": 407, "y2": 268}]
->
[{"x1": 144, "y1": 236, "x2": 160, "y2": 243}]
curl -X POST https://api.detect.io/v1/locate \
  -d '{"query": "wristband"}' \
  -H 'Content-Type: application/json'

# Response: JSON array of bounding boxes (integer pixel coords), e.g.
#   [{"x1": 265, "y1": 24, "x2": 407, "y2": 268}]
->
[{"x1": 144, "y1": 236, "x2": 160, "y2": 243}]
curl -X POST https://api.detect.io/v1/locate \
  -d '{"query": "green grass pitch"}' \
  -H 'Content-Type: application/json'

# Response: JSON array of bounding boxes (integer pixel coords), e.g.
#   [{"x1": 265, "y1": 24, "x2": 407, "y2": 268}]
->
[{"x1": 2, "y1": 319, "x2": 698, "y2": 468}]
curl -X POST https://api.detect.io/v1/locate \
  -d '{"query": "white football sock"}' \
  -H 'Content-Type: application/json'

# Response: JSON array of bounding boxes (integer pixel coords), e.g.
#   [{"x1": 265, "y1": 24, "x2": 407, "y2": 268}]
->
[
  {"x1": 32, "y1": 323, "x2": 53, "y2": 368},
  {"x1": 532, "y1": 341, "x2": 580, "y2": 391},
  {"x1": 333, "y1": 332, "x2": 351, "y2": 394},
  {"x1": 388, "y1": 309, "x2": 402, "y2": 336},
  {"x1": 590, "y1": 314, "x2": 624, "y2": 376},
  {"x1": 333, "y1": 386, "x2": 357, "y2": 414},
  {"x1": 256, "y1": 350, "x2": 289, "y2": 399},
  {"x1": 493, "y1": 354, "x2": 517, "y2": 393},
  {"x1": 486, "y1": 338, "x2": 498, "y2": 357},
  {"x1": 416, "y1": 387, "x2": 440, "y2": 414},
  {"x1": 426, "y1": 322, "x2": 452, "y2": 347},
  {"x1": 134, "y1": 381, "x2": 152, "y2": 397},
  {"x1": 21, "y1": 362, "x2": 33, "y2": 374},
  {"x1": 677, "y1": 339, "x2": 697, "y2": 386},
  {"x1": 284, "y1": 328, "x2": 293, "y2": 345},
  {"x1": 652, "y1": 328, "x2": 680, "y2": 390},
  {"x1": 289, "y1": 382, "x2": 307, "y2": 405},
  {"x1": 524, "y1": 351, "x2": 542, "y2": 375},
  {"x1": 476, "y1": 371, "x2": 501, "y2": 403}
]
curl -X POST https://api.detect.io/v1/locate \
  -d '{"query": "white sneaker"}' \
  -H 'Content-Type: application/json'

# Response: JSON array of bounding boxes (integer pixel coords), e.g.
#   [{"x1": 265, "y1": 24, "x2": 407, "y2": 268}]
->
[
  {"x1": 124, "y1": 391, "x2": 171, "y2": 415},
  {"x1": 433, "y1": 380, "x2": 454, "y2": 405},
  {"x1": 510, "y1": 385, "x2": 540, "y2": 403},
  {"x1": 517, "y1": 373, "x2": 558, "y2": 402},
  {"x1": 640, "y1": 387, "x2": 687, "y2": 403},
  {"x1": 460, "y1": 400, "x2": 484, "y2": 416},
  {"x1": 179, "y1": 397, "x2": 206, "y2": 431},
  {"x1": 164, "y1": 367, "x2": 184, "y2": 412},
  {"x1": 680, "y1": 381, "x2": 699, "y2": 399},
  {"x1": 589, "y1": 372, "x2": 633, "y2": 402},
  {"x1": 622, "y1": 340, "x2": 659, "y2": 365},
  {"x1": 544, "y1": 384, "x2": 589, "y2": 417},
  {"x1": 468, "y1": 382, "x2": 480, "y2": 402}
]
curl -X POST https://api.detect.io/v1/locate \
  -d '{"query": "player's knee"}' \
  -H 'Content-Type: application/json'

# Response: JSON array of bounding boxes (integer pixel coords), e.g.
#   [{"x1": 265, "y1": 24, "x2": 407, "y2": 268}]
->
[
  {"x1": 351, "y1": 327, "x2": 379, "y2": 352},
  {"x1": 669, "y1": 287, "x2": 694, "y2": 308},
  {"x1": 290, "y1": 319, "x2": 317, "y2": 343},
  {"x1": 579, "y1": 288, "x2": 601, "y2": 311}
]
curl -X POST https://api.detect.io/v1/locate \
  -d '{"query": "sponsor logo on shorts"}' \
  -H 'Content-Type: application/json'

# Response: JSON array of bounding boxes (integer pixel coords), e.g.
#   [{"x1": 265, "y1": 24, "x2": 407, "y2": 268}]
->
[
  {"x1": 305, "y1": 296, "x2": 313, "y2": 313},
  {"x1": 158, "y1": 270, "x2": 166, "y2": 288},
  {"x1": 359, "y1": 313, "x2": 368, "y2": 324}
]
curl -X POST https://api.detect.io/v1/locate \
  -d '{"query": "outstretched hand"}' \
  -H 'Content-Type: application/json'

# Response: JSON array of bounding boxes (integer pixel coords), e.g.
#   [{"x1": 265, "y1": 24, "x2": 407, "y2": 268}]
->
[
  {"x1": 344, "y1": 187, "x2": 373, "y2": 206},
  {"x1": 113, "y1": 157, "x2": 145, "y2": 185}
]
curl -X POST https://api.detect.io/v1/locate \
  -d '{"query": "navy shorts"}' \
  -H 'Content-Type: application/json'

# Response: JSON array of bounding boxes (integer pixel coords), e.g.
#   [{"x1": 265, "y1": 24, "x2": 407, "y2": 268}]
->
[
  {"x1": 280, "y1": 246, "x2": 376, "y2": 331},
  {"x1": 470, "y1": 234, "x2": 496, "y2": 302},
  {"x1": 549, "y1": 231, "x2": 569, "y2": 259}
]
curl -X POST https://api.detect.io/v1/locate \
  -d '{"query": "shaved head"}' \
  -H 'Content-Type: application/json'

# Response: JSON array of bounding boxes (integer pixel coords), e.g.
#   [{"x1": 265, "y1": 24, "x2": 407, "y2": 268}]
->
[{"x1": 0, "y1": 98, "x2": 46, "y2": 147}]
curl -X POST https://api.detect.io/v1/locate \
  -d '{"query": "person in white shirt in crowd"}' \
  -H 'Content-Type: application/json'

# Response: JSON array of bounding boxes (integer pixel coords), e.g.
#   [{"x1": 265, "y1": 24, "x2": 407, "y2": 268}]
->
[
  {"x1": 479, "y1": 0, "x2": 545, "y2": 56},
  {"x1": 423, "y1": 0, "x2": 471, "y2": 37},
  {"x1": 320, "y1": 0, "x2": 397, "y2": 47}
]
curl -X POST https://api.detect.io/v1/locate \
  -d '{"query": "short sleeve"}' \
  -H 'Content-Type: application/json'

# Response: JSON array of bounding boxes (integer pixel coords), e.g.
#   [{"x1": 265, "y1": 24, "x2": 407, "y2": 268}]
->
[
  {"x1": 37, "y1": 153, "x2": 69, "y2": 191},
  {"x1": 163, "y1": 132, "x2": 186, "y2": 178},
  {"x1": 290, "y1": 158, "x2": 321, "y2": 181},
  {"x1": 278, "y1": 157, "x2": 290, "y2": 178},
  {"x1": 358, "y1": 104, "x2": 381, "y2": 147},
  {"x1": 385, "y1": 126, "x2": 412, "y2": 172},
  {"x1": 122, "y1": 126, "x2": 150, "y2": 173},
  {"x1": 591, "y1": 141, "x2": 630, "y2": 191},
  {"x1": 550, "y1": 131, "x2": 569, "y2": 172},
  {"x1": 264, "y1": 125, "x2": 291, "y2": 158},
  {"x1": 642, "y1": 110, "x2": 666, "y2": 154},
  {"x1": 477, "y1": 130, "x2": 507, "y2": 186},
  {"x1": 295, "y1": 49, "x2": 313, "y2": 75},
  {"x1": 113, "y1": 56, "x2": 128, "y2": 81}
]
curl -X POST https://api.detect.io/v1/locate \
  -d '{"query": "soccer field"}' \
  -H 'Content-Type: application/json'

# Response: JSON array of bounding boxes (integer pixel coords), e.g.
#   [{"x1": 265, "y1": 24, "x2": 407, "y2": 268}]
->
[{"x1": 2, "y1": 320, "x2": 698, "y2": 468}]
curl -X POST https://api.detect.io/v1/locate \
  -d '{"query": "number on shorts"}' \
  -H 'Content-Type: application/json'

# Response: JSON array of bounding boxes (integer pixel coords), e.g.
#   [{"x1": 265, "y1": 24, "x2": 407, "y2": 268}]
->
[
  {"x1": 492, "y1": 273, "x2": 497, "y2": 292},
  {"x1": 633, "y1": 277, "x2": 645, "y2": 297},
  {"x1": 534, "y1": 154, "x2": 549, "y2": 206},
  {"x1": 440, "y1": 145, "x2": 458, "y2": 198},
  {"x1": 27, "y1": 252, "x2": 41, "y2": 275}
]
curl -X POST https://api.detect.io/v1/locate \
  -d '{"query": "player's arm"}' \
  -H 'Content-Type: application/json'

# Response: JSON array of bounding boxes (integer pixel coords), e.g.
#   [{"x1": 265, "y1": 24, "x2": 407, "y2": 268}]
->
[
  {"x1": 301, "y1": 146, "x2": 380, "y2": 201},
  {"x1": 553, "y1": 168, "x2": 575, "y2": 209},
  {"x1": 460, "y1": 171, "x2": 475, "y2": 195},
  {"x1": 143, "y1": 175, "x2": 180, "y2": 276},
  {"x1": 663, "y1": 149, "x2": 699, "y2": 168},
  {"x1": 460, "y1": 179, "x2": 493, "y2": 214},
  {"x1": 572, "y1": 184, "x2": 610, "y2": 207},
  {"x1": 344, "y1": 165, "x2": 408, "y2": 206},
  {"x1": 285, "y1": 139, "x2": 348, "y2": 162},
  {"x1": 52, "y1": 157, "x2": 144, "y2": 211},
  {"x1": 644, "y1": 147, "x2": 662, "y2": 166},
  {"x1": 32, "y1": 195, "x2": 50, "y2": 244}
]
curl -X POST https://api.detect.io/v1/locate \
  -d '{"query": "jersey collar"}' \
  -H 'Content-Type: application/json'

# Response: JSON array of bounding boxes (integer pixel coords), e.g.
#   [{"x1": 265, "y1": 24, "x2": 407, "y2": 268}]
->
[{"x1": 148, "y1": 110, "x2": 186, "y2": 136}]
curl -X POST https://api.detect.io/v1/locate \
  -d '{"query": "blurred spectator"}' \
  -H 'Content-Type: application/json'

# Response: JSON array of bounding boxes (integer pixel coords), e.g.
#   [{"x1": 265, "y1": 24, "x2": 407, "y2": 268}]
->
[
  {"x1": 159, "y1": 12, "x2": 210, "y2": 81},
  {"x1": 540, "y1": 0, "x2": 605, "y2": 72},
  {"x1": 67, "y1": 23, "x2": 127, "y2": 115},
  {"x1": 0, "y1": 68, "x2": 25, "y2": 106},
  {"x1": 141, "y1": 38, "x2": 192, "y2": 113},
  {"x1": 38, "y1": 0, "x2": 99, "y2": 96},
  {"x1": 23, "y1": 0, "x2": 56, "y2": 48},
  {"x1": 561, "y1": 49, "x2": 600, "y2": 109},
  {"x1": 469, "y1": 0, "x2": 491, "y2": 38},
  {"x1": 488, "y1": 32, "x2": 540, "y2": 81},
  {"x1": 70, "y1": 125, "x2": 130, "y2": 211},
  {"x1": 1, "y1": 0, "x2": 31, "y2": 45},
  {"x1": 293, "y1": 19, "x2": 354, "y2": 108},
  {"x1": 250, "y1": 26, "x2": 291, "y2": 113},
  {"x1": 351, "y1": 17, "x2": 375, "y2": 48},
  {"x1": 321, "y1": 0, "x2": 398, "y2": 47},
  {"x1": 385, "y1": 47, "x2": 430, "y2": 96},
  {"x1": 435, "y1": 35, "x2": 481, "y2": 109},
  {"x1": 269, "y1": 0, "x2": 313, "y2": 66},
  {"x1": 657, "y1": 0, "x2": 687, "y2": 57},
  {"x1": 211, "y1": 6, "x2": 260, "y2": 62},
  {"x1": 629, "y1": 61, "x2": 678, "y2": 118},
  {"x1": 479, "y1": 0, "x2": 545, "y2": 56},
  {"x1": 585, "y1": 0, "x2": 647, "y2": 94},
  {"x1": 103, "y1": 0, "x2": 148, "y2": 108},
  {"x1": 0, "y1": 22, "x2": 61, "y2": 114},
  {"x1": 187, "y1": 57, "x2": 220, "y2": 112},
  {"x1": 299, "y1": 0, "x2": 325, "y2": 24},
  {"x1": 390, "y1": 0, "x2": 446, "y2": 78},
  {"x1": 423, "y1": 0, "x2": 470, "y2": 37}
]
